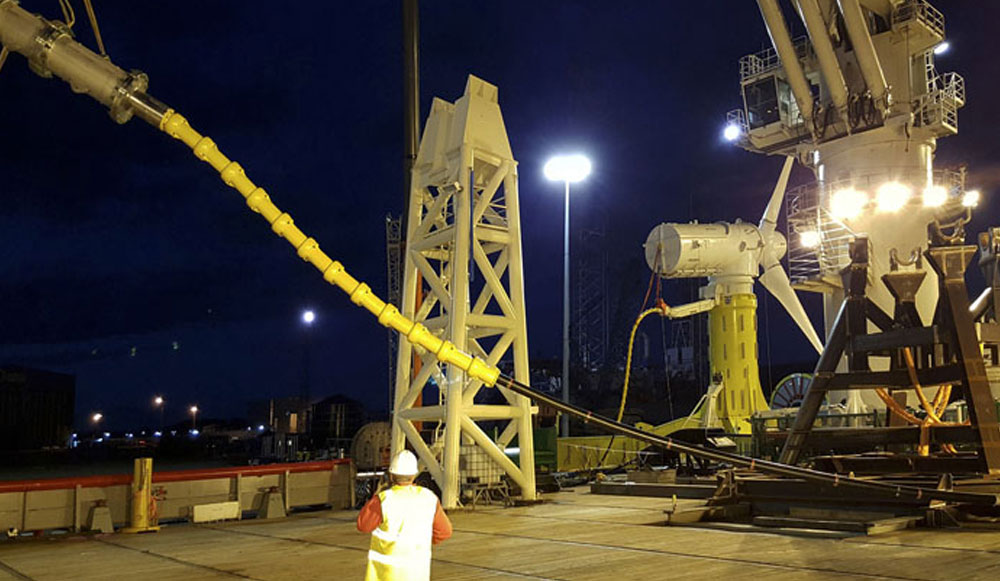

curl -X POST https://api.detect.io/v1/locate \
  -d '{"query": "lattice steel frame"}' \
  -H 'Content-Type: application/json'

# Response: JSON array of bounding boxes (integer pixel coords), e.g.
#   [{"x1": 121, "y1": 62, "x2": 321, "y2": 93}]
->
[{"x1": 391, "y1": 76, "x2": 535, "y2": 508}]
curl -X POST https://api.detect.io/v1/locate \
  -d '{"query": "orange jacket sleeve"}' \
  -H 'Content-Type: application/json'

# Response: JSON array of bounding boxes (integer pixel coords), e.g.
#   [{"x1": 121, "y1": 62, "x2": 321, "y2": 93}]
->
[
  {"x1": 431, "y1": 501, "x2": 453, "y2": 544},
  {"x1": 356, "y1": 494, "x2": 382, "y2": 533}
]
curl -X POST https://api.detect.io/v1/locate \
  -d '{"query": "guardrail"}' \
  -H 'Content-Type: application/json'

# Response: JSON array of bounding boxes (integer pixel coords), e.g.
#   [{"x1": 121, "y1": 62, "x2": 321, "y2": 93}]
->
[{"x1": 0, "y1": 459, "x2": 355, "y2": 533}]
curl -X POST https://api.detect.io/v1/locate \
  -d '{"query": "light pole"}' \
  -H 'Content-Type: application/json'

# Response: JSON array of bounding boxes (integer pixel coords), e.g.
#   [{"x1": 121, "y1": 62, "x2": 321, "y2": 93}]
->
[
  {"x1": 153, "y1": 395, "x2": 164, "y2": 432},
  {"x1": 91, "y1": 412, "x2": 103, "y2": 440},
  {"x1": 544, "y1": 154, "x2": 592, "y2": 437},
  {"x1": 301, "y1": 309, "x2": 315, "y2": 431},
  {"x1": 189, "y1": 405, "x2": 199, "y2": 431}
]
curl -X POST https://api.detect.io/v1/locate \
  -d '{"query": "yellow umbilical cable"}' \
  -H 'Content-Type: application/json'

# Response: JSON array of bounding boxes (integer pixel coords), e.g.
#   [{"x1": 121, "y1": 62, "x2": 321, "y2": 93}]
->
[
  {"x1": 903, "y1": 347, "x2": 947, "y2": 423},
  {"x1": 874, "y1": 348, "x2": 966, "y2": 456},
  {"x1": 616, "y1": 307, "x2": 666, "y2": 422},
  {"x1": 157, "y1": 110, "x2": 500, "y2": 388}
]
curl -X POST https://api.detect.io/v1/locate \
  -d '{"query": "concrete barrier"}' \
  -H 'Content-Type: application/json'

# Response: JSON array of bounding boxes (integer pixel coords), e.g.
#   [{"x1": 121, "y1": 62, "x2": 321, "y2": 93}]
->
[{"x1": 0, "y1": 459, "x2": 354, "y2": 533}]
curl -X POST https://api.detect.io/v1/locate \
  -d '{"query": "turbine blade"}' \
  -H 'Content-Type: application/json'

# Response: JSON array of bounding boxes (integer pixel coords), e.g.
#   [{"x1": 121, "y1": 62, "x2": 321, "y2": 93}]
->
[
  {"x1": 759, "y1": 263, "x2": 824, "y2": 354},
  {"x1": 759, "y1": 156, "x2": 795, "y2": 234}
]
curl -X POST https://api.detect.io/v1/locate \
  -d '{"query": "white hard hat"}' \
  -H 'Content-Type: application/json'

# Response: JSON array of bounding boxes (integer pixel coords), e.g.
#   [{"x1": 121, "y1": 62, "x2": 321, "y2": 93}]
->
[{"x1": 389, "y1": 450, "x2": 419, "y2": 476}]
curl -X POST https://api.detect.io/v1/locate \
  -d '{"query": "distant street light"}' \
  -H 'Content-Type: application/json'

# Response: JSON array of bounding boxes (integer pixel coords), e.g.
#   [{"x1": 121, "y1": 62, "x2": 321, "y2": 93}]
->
[
  {"x1": 189, "y1": 405, "x2": 199, "y2": 430},
  {"x1": 153, "y1": 395, "x2": 165, "y2": 431},
  {"x1": 544, "y1": 153, "x2": 592, "y2": 438},
  {"x1": 91, "y1": 412, "x2": 104, "y2": 440}
]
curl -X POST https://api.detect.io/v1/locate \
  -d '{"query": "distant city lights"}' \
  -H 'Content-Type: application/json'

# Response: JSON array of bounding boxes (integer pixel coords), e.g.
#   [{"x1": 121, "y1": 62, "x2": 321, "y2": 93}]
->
[
  {"x1": 91, "y1": 412, "x2": 103, "y2": 423},
  {"x1": 722, "y1": 123, "x2": 742, "y2": 142},
  {"x1": 258, "y1": 424, "x2": 266, "y2": 432},
  {"x1": 153, "y1": 395, "x2": 164, "y2": 406}
]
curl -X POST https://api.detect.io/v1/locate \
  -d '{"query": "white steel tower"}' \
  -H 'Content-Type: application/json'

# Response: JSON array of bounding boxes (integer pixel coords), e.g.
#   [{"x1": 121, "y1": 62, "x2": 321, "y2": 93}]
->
[{"x1": 392, "y1": 76, "x2": 536, "y2": 508}]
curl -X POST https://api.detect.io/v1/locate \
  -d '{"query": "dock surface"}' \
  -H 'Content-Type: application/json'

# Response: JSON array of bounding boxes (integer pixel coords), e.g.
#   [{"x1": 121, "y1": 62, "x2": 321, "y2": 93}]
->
[{"x1": 2, "y1": 488, "x2": 1000, "y2": 580}]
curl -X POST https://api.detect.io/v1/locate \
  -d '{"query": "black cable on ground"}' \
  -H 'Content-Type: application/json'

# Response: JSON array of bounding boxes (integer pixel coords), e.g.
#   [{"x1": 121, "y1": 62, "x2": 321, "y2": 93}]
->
[{"x1": 494, "y1": 374, "x2": 999, "y2": 507}]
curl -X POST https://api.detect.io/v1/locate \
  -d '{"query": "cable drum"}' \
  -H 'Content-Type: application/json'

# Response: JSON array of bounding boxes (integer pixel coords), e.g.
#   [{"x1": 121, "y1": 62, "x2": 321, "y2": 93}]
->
[{"x1": 350, "y1": 421, "x2": 392, "y2": 471}]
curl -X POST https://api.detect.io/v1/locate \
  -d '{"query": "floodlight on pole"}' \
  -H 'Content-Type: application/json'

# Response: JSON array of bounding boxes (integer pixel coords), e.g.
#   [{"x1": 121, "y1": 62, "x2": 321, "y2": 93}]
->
[
  {"x1": 302, "y1": 310, "x2": 316, "y2": 325},
  {"x1": 543, "y1": 154, "x2": 591, "y2": 184},
  {"x1": 91, "y1": 412, "x2": 103, "y2": 423},
  {"x1": 544, "y1": 153, "x2": 592, "y2": 438}
]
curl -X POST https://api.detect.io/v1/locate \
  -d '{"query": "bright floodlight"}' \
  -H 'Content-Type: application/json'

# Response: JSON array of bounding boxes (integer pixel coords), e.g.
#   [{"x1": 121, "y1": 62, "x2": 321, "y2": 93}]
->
[
  {"x1": 875, "y1": 182, "x2": 911, "y2": 213},
  {"x1": 544, "y1": 154, "x2": 591, "y2": 183},
  {"x1": 153, "y1": 396, "x2": 164, "y2": 406},
  {"x1": 723, "y1": 123, "x2": 742, "y2": 142},
  {"x1": 91, "y1": 412, "x2": 103, "y2": 423},
  {"x1": 302, "y1": 310, "x2": 316, "y2": 324},
  {"x1": 934, "y1": 41, "x2": 950, "y2": 55},
  {"x1": 830, "y1": 187, "x2": 867, "y2": 220},
  {"x1": 962, "y1": 189, "x2": 981, "y2": 208},
  {"x1": 799, "y1": 230, "x2": 822, "y2": 248},
  {"x1": 922, "y1": 185, "x2": 948, "y2": 208}
]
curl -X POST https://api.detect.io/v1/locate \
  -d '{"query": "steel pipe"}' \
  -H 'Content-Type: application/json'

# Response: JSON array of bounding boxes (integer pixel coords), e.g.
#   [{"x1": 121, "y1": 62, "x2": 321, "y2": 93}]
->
[
  {"x1": 837, "y1": 0, "x2": 890, "y2": 112},
  {"x1": 756, "y1": 0, "x2": 815, "y2": 129},
  {"x1": 795, "y1": 0, "x2": 850, "y2": 125},
  {"x1": 0, "y1": 0, "x2": 162, "y2": 125}
]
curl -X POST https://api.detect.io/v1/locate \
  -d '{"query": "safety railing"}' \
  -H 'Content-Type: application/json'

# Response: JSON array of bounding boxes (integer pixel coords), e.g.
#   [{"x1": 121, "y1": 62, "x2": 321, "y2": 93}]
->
[
  {"x1": 893, "y1": 0, "x2": 945, "y2": 39},
  {"x1": 784, "y1": 169, "x2": 968, "y2": 284},
  {"x1": 739, "y1": 36, "x2": 813, "y2": 81},
  {"x1": 726, "y1": 108, "x2": 749, "y2": 138},
  {"x1": 915, "y1": 73, "x2": 963, "y2": 135}
]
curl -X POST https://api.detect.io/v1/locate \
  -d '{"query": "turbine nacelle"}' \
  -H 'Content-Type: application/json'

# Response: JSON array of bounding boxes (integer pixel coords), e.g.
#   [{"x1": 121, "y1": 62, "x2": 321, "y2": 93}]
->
[{"x1": 643, "y1": 157, "x2": 824, "y2": 354}]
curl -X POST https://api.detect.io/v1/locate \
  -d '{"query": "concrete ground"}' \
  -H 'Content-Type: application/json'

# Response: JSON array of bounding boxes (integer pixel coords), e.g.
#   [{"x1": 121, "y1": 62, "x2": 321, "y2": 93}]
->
[{"x1": 2, "y1": 488, "x2": 1000, "y2": 580}]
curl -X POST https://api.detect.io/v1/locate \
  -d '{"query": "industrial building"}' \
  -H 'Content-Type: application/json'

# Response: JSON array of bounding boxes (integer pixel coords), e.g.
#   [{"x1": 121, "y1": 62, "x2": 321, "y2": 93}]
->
[{"x1": 0, "y1": 366, "x2": 74, "y2": 452}]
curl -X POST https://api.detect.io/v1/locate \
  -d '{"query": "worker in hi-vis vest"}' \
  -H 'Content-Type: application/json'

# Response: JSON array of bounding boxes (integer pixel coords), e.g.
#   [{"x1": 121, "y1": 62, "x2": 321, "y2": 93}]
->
[{"x1": 357, "y1": 450, "x2": 453, "y2": 581}]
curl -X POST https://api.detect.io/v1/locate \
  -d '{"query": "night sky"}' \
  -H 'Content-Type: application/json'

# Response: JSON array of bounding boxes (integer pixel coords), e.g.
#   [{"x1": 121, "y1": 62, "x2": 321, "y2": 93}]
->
[{"x1": 1, "y1": 1, "x2": 998, "y2": 430}]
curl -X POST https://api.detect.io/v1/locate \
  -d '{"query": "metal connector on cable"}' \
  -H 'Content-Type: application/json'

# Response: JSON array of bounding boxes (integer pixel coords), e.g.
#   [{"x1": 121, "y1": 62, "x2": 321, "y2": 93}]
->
[{"x1": 0, "y1": 0, "x2": 165, "y2": 125}]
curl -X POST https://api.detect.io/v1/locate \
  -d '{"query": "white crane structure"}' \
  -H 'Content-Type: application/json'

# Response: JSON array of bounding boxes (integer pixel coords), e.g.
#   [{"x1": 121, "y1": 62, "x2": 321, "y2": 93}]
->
[{"x1": 728, "y1": 0, "x2": 979, "y2": 410}]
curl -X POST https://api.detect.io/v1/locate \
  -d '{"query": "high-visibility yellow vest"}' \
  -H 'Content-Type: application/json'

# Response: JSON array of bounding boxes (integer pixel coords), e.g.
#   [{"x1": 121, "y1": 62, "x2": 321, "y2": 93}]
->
[{"x1": 365, "y1": 485, "x2": 438, "y2": 581}]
